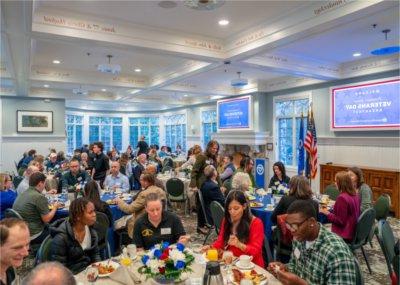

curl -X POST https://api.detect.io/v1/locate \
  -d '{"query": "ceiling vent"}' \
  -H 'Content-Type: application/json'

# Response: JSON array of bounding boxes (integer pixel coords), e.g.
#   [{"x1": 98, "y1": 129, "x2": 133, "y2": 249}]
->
[
  {"x1": 231, "y1": 72, "x2": 248, "y2": 88},
  {"x1": 97, "y1": 55, "x2": 121, "y2": 75},
  {"x1": 72, "y1": 86, "x2": 88, "y2": 96},
  {"x1": 184, "y1": 0, "x2": 225, "y2": 10}
]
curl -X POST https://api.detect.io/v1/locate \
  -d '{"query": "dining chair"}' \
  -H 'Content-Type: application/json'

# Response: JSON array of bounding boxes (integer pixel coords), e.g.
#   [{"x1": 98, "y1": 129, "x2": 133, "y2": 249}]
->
[
  {"x1": 166, "y1": 178, "x2": 188, "y2": 216},
  {"x1": 377, "y1": 219, "x2": 396, "y2": 277},
  {"x1": 94, "y1": 211, "x2": 112, "y2": 260},
  {"x1": 4, "y1": 208, "x2": 23, "y2": 219},
  {"x1": 210, "y1": 201, "x2": 224, "y2": 234},
  {"x1": 197, "y1": 190, "x2": 213, "y2": 245},
  {"x1": 324, "y1": 184, "x2": 340, "y2": 201},
  {"x1": 349, "y1": 208, "x2": 376, "y2": 274},
  {"x1": 354, "y1": 257, "x2": 365, "y2": 285},
  {"x1": 35, "y1": 235, "x2": 53, "y2": 265}
]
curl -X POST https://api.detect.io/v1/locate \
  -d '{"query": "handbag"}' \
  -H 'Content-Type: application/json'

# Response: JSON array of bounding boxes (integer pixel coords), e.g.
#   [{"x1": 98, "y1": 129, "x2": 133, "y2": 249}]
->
[{"x1": 277, "y1": 214, "x2": 293, "y2": 246}]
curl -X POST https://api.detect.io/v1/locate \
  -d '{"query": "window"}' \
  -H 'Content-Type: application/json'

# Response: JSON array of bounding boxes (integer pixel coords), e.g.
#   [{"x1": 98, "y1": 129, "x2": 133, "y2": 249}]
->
[
  {"x1": 201, "y1": 110, "x2": 217, "y2": 148},
  {"x1": 164, "y1": 114, "x2": 186, "y2": 152},
  {"x1": 275, "y1": 97, "x2": 309, "y2": 167},
  {"x1": 129, "y1": 117, "x2": 159, "y2": 148},
  {"x1": 89, "y1": 116, "x2": 123, "y2": 152},
  {"x1": 65, "y1": 115, "x2": 83, "y2": 155}
]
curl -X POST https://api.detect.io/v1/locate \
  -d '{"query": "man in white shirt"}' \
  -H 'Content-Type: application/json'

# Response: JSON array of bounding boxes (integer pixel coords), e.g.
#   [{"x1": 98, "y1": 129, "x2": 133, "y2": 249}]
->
[
  {"x1": 16, "y1": 165, "x2": 39, "y2": 195},
  {"x1": 104, "y1": 161, "x2": 130, "y2": 192}
]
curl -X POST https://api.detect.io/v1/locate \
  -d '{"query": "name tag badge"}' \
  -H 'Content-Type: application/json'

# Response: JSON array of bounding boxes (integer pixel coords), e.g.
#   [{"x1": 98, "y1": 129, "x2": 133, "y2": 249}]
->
[
  {"x1": 77, "y1": 177, "x2": 82, "y2": 182},
  {"x1": 294, "y1": 247, "x2": 301, "y2": 259},
  {"x1": 161, "y1": 228, "x2": 171, "y2": 235}
]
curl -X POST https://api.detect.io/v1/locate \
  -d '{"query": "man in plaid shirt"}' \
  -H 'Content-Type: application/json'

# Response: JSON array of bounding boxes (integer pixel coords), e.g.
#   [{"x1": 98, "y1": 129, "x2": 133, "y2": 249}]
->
[{"x1": 268, "y1": 200, "x2": 357, "y2": 285}]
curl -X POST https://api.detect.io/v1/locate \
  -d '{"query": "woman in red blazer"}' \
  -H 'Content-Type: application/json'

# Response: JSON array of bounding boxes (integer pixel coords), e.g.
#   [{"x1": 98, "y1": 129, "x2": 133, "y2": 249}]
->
[
  {"x1": 202, "y1": 190, "x2": 265, "y2": 267},
  {"x1": 320, "y1": 171, "x2": 360, "y2": 243}
]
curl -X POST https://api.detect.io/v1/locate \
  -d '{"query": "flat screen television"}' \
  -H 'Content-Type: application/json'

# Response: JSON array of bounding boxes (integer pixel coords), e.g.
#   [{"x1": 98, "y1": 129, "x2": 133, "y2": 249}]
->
[
  {"x1": 331, "y1": 78, "x2": 400, "y2": 131},
  {"x1": 217, "y1": 96, "x2": 252, "y2": 130}
]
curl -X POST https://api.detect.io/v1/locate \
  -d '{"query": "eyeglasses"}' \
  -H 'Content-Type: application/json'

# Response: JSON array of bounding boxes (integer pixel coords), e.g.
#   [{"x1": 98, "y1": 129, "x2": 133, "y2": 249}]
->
[{"x1": 285, "y1": 217, "x2": 310, "y2": 231}]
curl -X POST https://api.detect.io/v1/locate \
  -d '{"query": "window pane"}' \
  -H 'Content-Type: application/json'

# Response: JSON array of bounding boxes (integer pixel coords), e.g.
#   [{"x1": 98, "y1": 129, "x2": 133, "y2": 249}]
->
[
  {"x1": 66, "y1": 115, "x2": 74, "y2": 124},
  {"x1": 278, "y1": 118, "x2": 293, "y2": 165},
  {"x1": 113, "y1": 126, "x2": 122, "y2": 151},
  {"x1": 130, "y1": 126, "x2": 139, "y2": 147},
  {"x1": 100, "y1": 125, "x2": 111, "y2": 151},
  {"x1": 276, "y1": 101, "x2": 294, "y2": 117},
  {"x1": 294, "y1": 99, "x2": 309, "y2": 116},
  {"x1": 150, "y1": 126, "x2": 159, "y2": 146},
  {"x1": 75, "y1": 116, "x2": 83, "y2": 124},
  {"x1": 89, "y1": 116, "x2": 100, "y2": 125},
  {"x1": 150, "y1": 117, "x2": 159, "y2": 125},
  {"x1": 129, "y1": 118, "x2": 139, "y2": 125},
  {"x1": 112, "y1": 117, "x2": 122, "y2": 125},
  {"x1": 75, "y1": 125, "x2": 83, "y2": 150},
  {"x1": 182, "y1": 125, "x2": 186, "y2": 151},
  {"x1": 89, "y1": 126, "x2": 99, "y2": 143}
]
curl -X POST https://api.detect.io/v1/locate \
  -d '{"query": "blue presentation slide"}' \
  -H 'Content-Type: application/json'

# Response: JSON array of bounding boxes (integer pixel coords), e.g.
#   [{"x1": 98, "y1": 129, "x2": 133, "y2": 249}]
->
[
  {"x1": 332, "y1": 79, "x2": 400, "y2": 129},
  {"x1": 218, "y1": 97, "x2": 250, "y2": 129}
]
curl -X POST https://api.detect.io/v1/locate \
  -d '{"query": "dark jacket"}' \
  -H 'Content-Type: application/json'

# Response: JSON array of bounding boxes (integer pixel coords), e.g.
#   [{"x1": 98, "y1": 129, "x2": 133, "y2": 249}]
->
[
  {"x1": 200, "y1": 179, "x2": 225, "y2": 225},
  {"x1": 131, "y1": 163, "x2": 145, "y2": 190},
  {"x1": 190, "y1": 154, "x2": 220, "y2": 189},
  {"x1": 50, "y1": 219, "x2": 101, "y2": 274},
  {"x1": 268, "y1": 175, "x2": 290, "y2": 188},
  {"x1": 270, "y1": 195, "x2": 319, "y2": 225}
]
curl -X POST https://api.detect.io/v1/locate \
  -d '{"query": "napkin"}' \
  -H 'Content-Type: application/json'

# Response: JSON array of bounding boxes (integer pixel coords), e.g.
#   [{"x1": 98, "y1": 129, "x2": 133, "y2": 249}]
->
[{"x1": 109, "y1": 265, "x2": 136, "y2": 284}]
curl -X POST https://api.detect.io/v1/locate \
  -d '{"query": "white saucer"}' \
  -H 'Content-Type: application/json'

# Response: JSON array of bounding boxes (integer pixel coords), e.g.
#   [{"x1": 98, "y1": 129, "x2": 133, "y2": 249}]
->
[{"x1": 235, "y1": 260, "x2": 255, "y2": 270}]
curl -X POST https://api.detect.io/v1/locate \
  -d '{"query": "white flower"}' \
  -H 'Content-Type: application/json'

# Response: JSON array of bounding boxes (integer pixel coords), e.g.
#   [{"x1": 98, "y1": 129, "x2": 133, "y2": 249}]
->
[
  {"x1": 148, "y1": 259, "x2": 164, "y2": 274},
  {"x1": 169, "y1": 249, "x2": 185, "y2": 265},
  {"x1": 274, "y1": 181, "x2": 279, "y2": 185}
]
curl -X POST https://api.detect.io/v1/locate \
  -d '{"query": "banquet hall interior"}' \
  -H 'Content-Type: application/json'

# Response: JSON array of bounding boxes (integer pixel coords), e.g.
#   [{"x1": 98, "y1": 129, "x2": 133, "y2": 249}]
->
[{"x1": 0, "y1": 1, "x2": 399, "y2": 285}]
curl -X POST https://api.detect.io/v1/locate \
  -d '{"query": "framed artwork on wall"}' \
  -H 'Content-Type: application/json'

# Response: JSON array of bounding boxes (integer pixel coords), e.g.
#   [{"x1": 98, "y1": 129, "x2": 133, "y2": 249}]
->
[{"x1": 17, "y1": 110, "x2": 53, "y2": 133}]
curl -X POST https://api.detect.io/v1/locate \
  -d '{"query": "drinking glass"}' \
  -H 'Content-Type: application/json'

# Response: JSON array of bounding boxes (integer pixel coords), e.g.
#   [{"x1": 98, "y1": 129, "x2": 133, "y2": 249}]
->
[{"x1": 86, "y1": 266, "x2": 98, "y2": 284}]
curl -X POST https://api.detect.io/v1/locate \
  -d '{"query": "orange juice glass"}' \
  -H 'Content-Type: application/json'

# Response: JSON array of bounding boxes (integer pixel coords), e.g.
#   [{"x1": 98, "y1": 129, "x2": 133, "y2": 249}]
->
[{"x1": 206, "y1": 248, "x2": 218, "y2": 261}]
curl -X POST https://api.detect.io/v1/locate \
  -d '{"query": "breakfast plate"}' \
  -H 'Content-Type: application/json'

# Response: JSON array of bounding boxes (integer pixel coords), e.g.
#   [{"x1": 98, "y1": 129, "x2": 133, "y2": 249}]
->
[
  {"x1": 92, "y1": 261, "x2": 120, "y2": 277},
  {"x1": 229, "y1": 268, "x2": 268, "y2": 285},
  {"x1": 235, "y1": 260, "x2": 255, "y2": 270},
  {"x1": 249, "y1": 202, "x2": 264, "y2": 208}
]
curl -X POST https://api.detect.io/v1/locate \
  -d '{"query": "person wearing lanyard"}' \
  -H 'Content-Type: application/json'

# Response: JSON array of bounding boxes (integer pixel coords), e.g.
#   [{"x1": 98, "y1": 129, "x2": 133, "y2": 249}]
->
[{"x1": 133, "y1": 192, "x2": 189, "y2": 250}]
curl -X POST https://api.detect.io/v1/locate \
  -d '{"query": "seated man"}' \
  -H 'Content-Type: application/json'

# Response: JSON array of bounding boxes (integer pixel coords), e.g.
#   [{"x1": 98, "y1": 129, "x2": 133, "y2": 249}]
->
[
  {"x1": 133, "y1": 192, "x2": 189, "y2": 250},
  {"x1": 16, "y1": 165, "x2": 39, "y2": 195},
  {"x1": 115, "y1": 173, "x2": 166, "y2": 239},
  {"x1": 61, "y1": 159, "x2": 90, "y2": 192},
  {"x1": 21, "y1": 261, "x2": 76, "y2": 285},
  {"x1": 0, "y1": 218, "x2": 30, "y2": 285},
  {"x1": 104, "y1": 161, "x2": 130, "y2": 193},
  {"x1": 268, "y1": 200, "x2": 356, "y2": 285},
  {"x1": 145, "y1": 164, "x2": 165, "y2": 191},
  {"x1": 13, "y1": 172, "x2": 62, "y2": 245},
  {"x1": 131, "y1": 153, "x2": 147, "y2": 190},
  {"x1": 46, "y1": 153, "x2": 60, "y2": 172}
]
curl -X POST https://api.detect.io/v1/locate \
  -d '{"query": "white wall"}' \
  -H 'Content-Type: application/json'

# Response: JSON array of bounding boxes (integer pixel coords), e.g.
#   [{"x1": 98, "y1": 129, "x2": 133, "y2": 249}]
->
[{"x1": 0, "y1": 97, "x2": 66, "y2": 173}]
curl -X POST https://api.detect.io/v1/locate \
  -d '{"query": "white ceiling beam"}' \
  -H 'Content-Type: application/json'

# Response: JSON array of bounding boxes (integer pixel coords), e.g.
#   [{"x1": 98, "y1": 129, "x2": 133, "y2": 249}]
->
[
  {"x1": 340, "y1": 54, "x2": 400, "y2": 78},
  {"x1": 242, "y1": 53, "x2": 340, "y2": 80}
]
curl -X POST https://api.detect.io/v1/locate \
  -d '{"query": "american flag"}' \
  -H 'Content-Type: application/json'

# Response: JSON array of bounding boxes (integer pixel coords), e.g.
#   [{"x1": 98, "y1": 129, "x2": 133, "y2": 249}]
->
[{"x1": 304, "y1": 106, "x2": 318, "y2": 179}]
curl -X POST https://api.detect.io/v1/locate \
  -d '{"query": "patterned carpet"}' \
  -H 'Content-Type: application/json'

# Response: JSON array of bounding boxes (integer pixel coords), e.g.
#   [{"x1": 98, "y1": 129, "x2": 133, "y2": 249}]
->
[{"x1": 178, "y1": 206, "x2": 399, "y2": 285}]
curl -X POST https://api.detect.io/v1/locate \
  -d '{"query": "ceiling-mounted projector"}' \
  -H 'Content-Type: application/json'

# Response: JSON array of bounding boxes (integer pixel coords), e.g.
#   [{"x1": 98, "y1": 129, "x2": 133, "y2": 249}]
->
[
  {"x1": 97, "y1": 55, "x2": 121, "y2": 75},
  {"x1": 231, "y1": 71, "x2": 248, "y2": 87}
]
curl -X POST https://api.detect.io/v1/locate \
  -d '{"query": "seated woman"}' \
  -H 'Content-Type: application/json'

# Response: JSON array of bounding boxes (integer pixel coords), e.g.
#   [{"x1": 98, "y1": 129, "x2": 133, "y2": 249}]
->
[
  {"x1": 133, "y1": 193, "x2": 189, "y2": 250},
  {"x1": 84, "y1": 181, "x2": 113, "y2": 226},
  {"x1": 202, "y1": 190, "x2": 265, "y2": 267},
  {"x1": 0, "y1": 174, "x2": 17, "y2": 220},
  {"x1": 271, "y1": 175, "x2": 319, "y2": 225},
  {"x1": 200, "y1": 165, "x2": 225, "y2": 226},
  {"x1": 229, "y1": 172, "x2": 251, "y2": 194},
  {"x1": 179, "y1": 145, "x2": 202, "y2": 171},
  {"x1": 320, "y1": 171, "x2": 360, "y2": 243},
  {"x1": 50, "y1": 198, "x2": 100, "y2": 274},
  {"x1": 268, "y1": 161, "x2": 290, "y2": 189},
  {"x1": 115, "y1": 173, "x2": 166, "y2": 239},
  {"x1": 347, "y1": 166, "x2": 372, "y2": 212}
]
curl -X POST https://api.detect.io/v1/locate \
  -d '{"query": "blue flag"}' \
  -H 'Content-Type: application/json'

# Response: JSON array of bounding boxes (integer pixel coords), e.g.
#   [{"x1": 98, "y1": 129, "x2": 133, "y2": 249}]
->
[{"x1": 297, "y1": 114, "x2": 305, "y2": 175}]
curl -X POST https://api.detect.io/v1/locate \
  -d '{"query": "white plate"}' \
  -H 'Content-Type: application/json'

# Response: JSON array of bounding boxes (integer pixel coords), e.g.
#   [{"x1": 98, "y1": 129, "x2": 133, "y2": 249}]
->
[
  {"x1": 235, "y1": 260, "x2": 255, "y2": 270},
  {"x1": 92, "y1": 260, "x2": 120, "y2": 277},
  {"x1": 228, "y1": 273, "x2": 268, "y2": 285}
]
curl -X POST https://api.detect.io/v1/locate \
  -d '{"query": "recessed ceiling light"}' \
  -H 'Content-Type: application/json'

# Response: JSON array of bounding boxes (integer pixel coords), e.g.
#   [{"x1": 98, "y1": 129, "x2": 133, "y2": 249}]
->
[
  {"x1": 353, "y1": 52, "x2": 362, "y2": 57},
  {"x1": 218, "y1": 19, "x2": 229, "y2": 26},
  {"x1": 52, "y1": 60, "x2": 61, "y2": 64},
  {"x1": 43, "y1": 84, "x2": 50, "y2": 88},
  {"x1": 134, "y1": 68, "x2": 141, "y2": 72},
  {"x1": 101, "y1": 88, "x2": 107, "y2": 92},
  {"x1": 158, "y1": 1, "x2": 177, "y2": 9},
  {"x1": 183, "y1": 94, "x2": 188, "y2": 97}
]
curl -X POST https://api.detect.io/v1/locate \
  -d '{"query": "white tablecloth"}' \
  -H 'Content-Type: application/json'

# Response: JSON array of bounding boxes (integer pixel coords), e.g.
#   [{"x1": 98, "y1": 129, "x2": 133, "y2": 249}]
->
[{"x1": 75, "y1": 253, "x2": 282, "y2": 285}]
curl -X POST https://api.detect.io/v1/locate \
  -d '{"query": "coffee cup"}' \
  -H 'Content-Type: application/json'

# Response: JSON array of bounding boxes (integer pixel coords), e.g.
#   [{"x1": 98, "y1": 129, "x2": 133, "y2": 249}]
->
[
  {"x1": 238, "y1": 255, "x2": 252, "y2": 267},
  {"x1": 127, "y1": 244, "x2": 137, "y2": 259}
]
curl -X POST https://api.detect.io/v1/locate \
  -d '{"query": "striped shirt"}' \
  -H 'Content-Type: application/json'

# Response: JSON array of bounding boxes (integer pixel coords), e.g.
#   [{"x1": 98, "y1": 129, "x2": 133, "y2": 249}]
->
[{"x1": 288, "y1": 224, "x2": 356, "y2": 285}]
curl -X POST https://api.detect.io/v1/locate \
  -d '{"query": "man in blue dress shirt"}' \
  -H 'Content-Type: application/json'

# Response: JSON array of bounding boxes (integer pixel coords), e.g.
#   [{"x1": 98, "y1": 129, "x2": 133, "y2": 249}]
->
[{"x1": 104, "y1": 161, "x2": 130, "y2": 192}]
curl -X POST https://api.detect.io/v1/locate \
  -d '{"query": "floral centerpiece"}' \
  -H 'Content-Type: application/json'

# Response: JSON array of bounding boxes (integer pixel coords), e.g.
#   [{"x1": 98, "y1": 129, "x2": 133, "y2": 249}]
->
[
  {"x1": 272, "y1": 181, "x2": 289, "y2": 195},
  {"x1": 138, "y1": 242, "x2": 194, "y2": 283}
]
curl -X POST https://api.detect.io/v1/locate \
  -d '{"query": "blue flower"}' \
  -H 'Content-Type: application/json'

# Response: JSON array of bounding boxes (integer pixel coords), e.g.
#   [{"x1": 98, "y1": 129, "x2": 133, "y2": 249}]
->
[
  {"x1": 176, "y1": 243, "x2": 185, "y2": 252},
  {"x1": 162, "y1": 241, "x2": 170, "y2": 249},
  {"x1": 141, "y1": 255, "x2": 149, "y2": 265},
  {"x1": 175, "y1": 260, "x2": 185, "y2": 270},
  {"x1": 153, "y1": 249, "x2": 162, "y2": 259}
]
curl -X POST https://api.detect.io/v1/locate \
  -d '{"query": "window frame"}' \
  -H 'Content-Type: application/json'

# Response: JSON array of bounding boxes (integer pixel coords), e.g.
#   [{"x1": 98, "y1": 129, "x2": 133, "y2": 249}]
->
[
  {"x1": 128, "y1": 116, "x2": 160, "y2": 148},
  {"x1": 273, "y1": 92, "x2": 311, "y2": 170},
  {"x1": 88, "y1": 116, "x2": 123, "y2": 152},
  {"x1": 200, "y1": 108, "x2": 217, "y2": 149},
  {"x1": 65, "y1": 114, "x2": 83, "y2": 155},
  {"x1": 163, "y1": 113, "x2": 187, "y2": 152}
]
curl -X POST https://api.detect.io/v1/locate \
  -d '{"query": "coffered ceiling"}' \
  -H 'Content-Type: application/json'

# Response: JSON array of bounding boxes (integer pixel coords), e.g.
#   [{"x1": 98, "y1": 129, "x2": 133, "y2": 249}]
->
[{"x1": 1, "y1": 0, "x2": 399, "y2": 111}]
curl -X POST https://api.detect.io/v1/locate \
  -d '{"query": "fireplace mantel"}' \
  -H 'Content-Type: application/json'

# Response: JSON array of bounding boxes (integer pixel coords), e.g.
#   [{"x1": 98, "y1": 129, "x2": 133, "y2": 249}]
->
[{"x1": 212, "y1": 131, "x2": 271, "y2": 146}]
